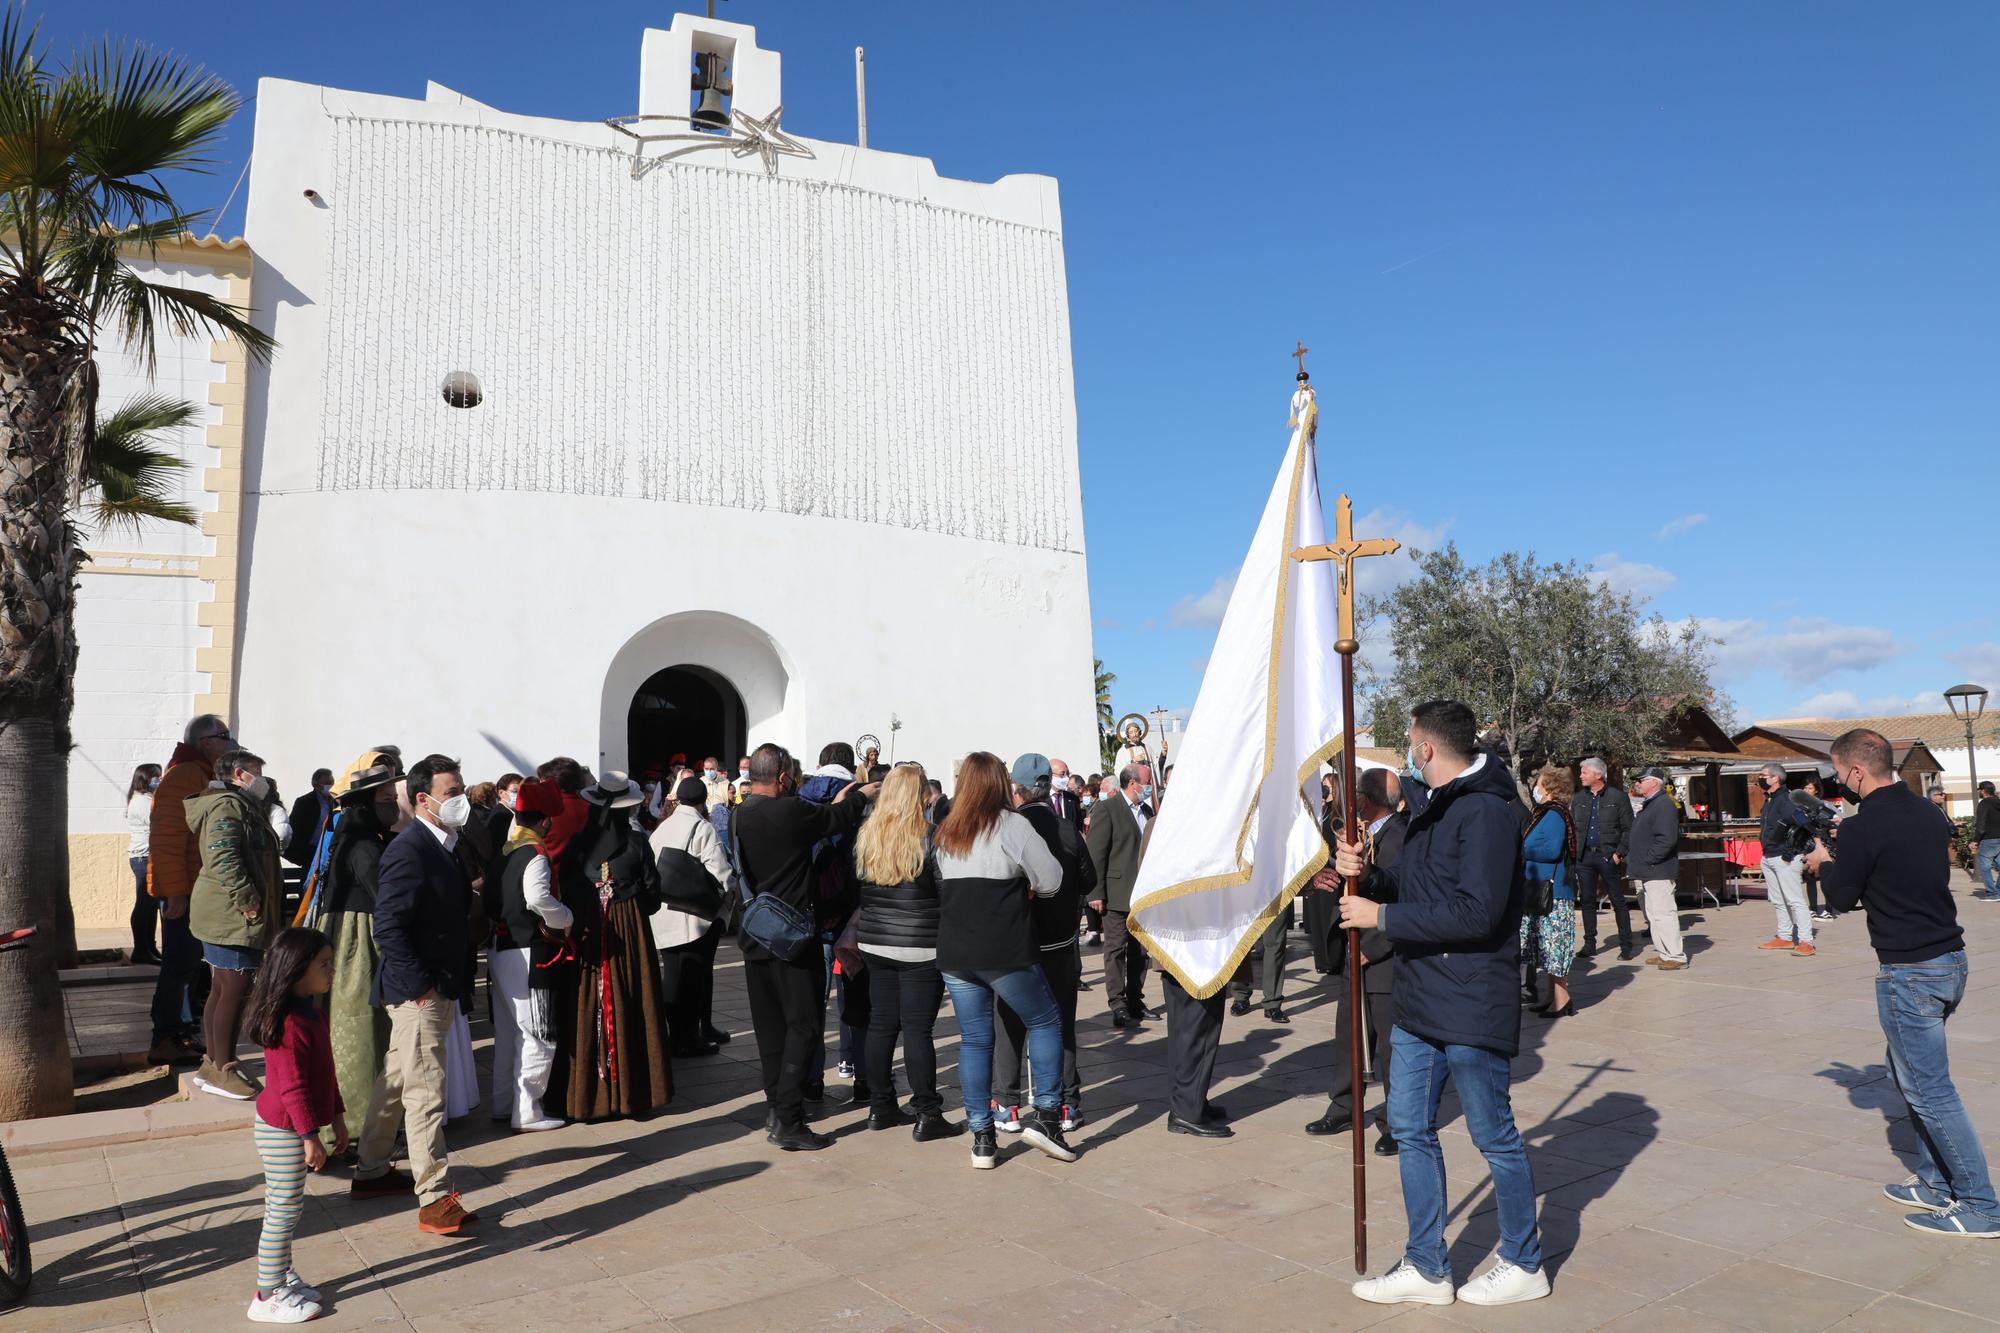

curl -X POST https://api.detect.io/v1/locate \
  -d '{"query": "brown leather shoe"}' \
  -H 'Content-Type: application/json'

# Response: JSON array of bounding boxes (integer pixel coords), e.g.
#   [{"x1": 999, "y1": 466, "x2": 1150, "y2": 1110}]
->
[
  {"x1": 1656, "y1": 960, "x2": 1688, "y2": 971},
  {"x1": 417, "y1": 1191, "x2": 478, "y2": 1234},
  {"x1": 350, "y1": 1168, "x2": 415, "y2": 1200},
  {"x1": 1792, "y1": 942, "x2": 1817, "y2": 957}
]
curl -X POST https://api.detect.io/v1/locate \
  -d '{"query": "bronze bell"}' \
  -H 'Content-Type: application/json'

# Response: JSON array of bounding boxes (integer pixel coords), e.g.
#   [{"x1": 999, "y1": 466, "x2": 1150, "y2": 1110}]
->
[{"x1": 690, "y1": 51, "x2": 732, "y2": 131}]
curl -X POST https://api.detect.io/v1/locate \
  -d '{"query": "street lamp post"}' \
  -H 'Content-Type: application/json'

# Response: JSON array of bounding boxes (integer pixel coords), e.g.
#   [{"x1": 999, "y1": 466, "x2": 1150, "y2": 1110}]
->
[
  {"x1": 1945, "y1": 683, "x2": 1990, "y2": 815},
  {"x1": 1149, "y1": 705, "x2": 1171, "y2": 775}
]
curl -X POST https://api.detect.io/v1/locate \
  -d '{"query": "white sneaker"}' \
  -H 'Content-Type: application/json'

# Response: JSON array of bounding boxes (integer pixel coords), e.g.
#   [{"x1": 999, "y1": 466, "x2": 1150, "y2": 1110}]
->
[
  {"x1": 277, "y1": 1270, "x2": 321, "y2": 1303},
  {"x1": 514, "y1": 1117, "x2": 566, "y2": 1133},
  {"x1": 1456, "y1": 1259, "x2": 1551, "y2": 1306},
  {"x1": 1352, "y1": 1260, "x2": 1455, "y2": 1306},
  {"x1": 247, "y1": 1286, "x2": 322, "y2": 1323}
]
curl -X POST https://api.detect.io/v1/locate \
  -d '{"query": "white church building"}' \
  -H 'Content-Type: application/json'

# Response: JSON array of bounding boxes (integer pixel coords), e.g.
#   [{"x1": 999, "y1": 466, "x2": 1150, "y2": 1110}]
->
[{"x1": 68, "y1": 14, "x2": 1097, "y2": 927}]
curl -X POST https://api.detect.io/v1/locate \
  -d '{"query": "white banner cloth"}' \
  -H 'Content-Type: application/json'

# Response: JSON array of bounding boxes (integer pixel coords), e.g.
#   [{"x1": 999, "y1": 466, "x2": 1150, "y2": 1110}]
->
[{"x1": 1129, "y1": 417, "x2": 1342, "y2": 997}]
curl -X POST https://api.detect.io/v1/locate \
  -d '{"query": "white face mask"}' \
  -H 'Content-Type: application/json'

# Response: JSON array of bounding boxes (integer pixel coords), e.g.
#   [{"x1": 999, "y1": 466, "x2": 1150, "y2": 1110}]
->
[
  {"x1": 242, "y1": 774, "x2": 272, "y2": 803},
  {"x1": 433, "y1": 793, "x2": 472, "y2": 829},
  {"x1": 501, "y1": 789, "x2": 517, "y2": 810}
]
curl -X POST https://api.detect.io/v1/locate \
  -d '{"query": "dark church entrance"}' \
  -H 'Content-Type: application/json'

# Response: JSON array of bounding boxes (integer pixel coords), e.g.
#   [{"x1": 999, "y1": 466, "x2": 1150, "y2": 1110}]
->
[{"x1": 627, "y1": 665, "x2": 745, "y2": 783}]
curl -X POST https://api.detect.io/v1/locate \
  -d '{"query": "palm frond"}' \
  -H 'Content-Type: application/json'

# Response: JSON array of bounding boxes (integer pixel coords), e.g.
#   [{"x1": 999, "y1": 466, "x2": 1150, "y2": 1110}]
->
[
  {"x1": 68, "y1": 34, "x2": 238, "y2": 226},
  {"x1": 84, "y1": 391, "x2": 202, "y2": 535},
  {"x1": 96, "y1": 263, "x2": 274, "y2": 376}
]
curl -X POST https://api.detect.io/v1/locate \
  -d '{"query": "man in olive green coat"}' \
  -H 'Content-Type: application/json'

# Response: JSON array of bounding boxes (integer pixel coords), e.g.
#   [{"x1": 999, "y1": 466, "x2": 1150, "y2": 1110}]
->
[{"x1": 186, "y1": 748, "x2": 283, "y2": 1099}]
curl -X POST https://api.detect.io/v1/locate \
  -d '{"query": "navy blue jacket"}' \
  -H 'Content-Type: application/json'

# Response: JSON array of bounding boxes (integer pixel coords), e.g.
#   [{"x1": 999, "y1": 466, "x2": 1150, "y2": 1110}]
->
[
  {"x1": 1369, "y1": 751, "x2": 1525, "y2": 1056},
  {"x1": 370, "y1": 820, "x2": 476, "y2": 1007}
]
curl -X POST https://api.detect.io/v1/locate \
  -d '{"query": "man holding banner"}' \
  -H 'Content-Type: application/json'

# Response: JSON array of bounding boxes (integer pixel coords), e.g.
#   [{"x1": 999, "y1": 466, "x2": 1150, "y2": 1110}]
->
[{"x1": 1332, "y1": 699, "x2": 1550, "y2": 1307}]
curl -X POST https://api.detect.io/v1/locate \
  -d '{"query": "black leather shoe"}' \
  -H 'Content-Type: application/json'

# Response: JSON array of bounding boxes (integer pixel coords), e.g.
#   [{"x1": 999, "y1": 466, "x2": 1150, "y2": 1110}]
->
[
  {"x1": 1168, "y1": 1114, "x2": 1233, "y2": 1138},
  {"x1": 868, "y1": 1105, "x2": 915, "y2": 1130},
  {"x1": 912, "y1": 1113, "x2": 964, "y2": 1142},
  {"x1": 1110, "y1": 1011, "x2": 1132, "y2": 1029},
  {"x1": 1125, "y1": 1003, "x2": 1148, "y2": 1022},
  {"x1": 702, "y1": 1026, "x2": 732, "y2": 1046},
  {"x1": 1304, "y1": 1112, "x2": 1350, "y2": 1136},
  {"x1": 1618, "y1": 946, "x2": 1642, "y2": 961},
  {"x1": 768, "y1": 1124, "x2": 834, "y2": 1152},
  {"x1": 1265, "y1": 1009, "x2": 1289, "y2": 1025},
  {"x1": 1374, "y1": 1129, "x2": 1399, "y2": 1156},
  {"x1": 1201, "y1": 1104, "x2": 1230, "y2": 1123},
  {"x1": 1229, "y1": 998, "x2": 1251, "y2": 1017},
  {"x1": 1534, "y1": 1000, "x2": 1576, "y2": 1018}
]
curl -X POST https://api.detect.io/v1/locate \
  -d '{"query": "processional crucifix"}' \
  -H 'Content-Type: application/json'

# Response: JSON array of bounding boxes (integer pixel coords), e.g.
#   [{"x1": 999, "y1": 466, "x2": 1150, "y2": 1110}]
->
[{"x1": 1287, "y1": 346, "x2": 1400, "y2": 1275}]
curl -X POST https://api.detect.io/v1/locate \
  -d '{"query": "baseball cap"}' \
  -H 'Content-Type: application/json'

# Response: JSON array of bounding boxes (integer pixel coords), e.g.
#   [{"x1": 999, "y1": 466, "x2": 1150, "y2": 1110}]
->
[
  {"x1": 1009, "y1": 753, "x2": 1052, "y2": 788},
  {"x1": 1637, "y1": 766, "x2": 1670, "y2": 783}
]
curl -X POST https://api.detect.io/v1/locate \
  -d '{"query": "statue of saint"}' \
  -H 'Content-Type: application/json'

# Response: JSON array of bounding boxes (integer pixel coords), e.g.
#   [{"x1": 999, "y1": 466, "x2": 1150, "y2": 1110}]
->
[{"x1": 1288, "y1": 369, "x2": 1317, "y2": 438}]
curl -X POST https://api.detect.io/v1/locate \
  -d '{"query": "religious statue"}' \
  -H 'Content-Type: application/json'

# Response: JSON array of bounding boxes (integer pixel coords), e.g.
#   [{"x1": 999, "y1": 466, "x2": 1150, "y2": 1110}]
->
[{"x1": 1115, "y1": 714, "x2": 1151, "y2": 772}]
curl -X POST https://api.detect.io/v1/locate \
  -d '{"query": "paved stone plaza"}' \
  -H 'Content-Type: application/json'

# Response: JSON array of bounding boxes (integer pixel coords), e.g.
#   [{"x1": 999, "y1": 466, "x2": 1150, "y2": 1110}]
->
[{"x1": 12, "y1": 880, "x2": 2000, "y2": 1331}]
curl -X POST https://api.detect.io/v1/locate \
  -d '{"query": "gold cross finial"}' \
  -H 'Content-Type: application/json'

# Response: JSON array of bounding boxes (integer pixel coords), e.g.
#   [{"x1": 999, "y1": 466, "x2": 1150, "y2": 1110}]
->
[
  {"x1": 1291, "y1": 494, "x2": 1400, "y2": 653},
  {"x1": 1292, "y1": 341, "x2": 1310, "y2": 377}
]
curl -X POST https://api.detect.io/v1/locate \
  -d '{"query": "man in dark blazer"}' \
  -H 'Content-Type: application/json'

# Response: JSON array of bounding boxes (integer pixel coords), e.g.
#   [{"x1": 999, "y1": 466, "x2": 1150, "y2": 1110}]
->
[
  {"x1": 1574, "y1": 757, "x2": 1637, "y2": 959},
  {"x1": 284, "y1": 769, "x2": 334, "y2": 868},
  {"x1": 353, "y1": 753, "x2": 479, "y2": 1235},
  {"x1": 1306, "y1": 765, "x2": 1404, "y2": 1154},
  {"x1": 1048, "y1": 758, "x2": 1086, "y2": 832},
  {"x1": 1087, "y1": 762, "x2": 1154, "y2": 1027}
]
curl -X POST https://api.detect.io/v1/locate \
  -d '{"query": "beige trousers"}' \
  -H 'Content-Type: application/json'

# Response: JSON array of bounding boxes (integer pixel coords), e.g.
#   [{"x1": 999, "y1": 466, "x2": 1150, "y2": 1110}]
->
[
  {"x1": 1639, "y1": 879, "x2": 1685, "y2": 964},
  {"x1": 357, "y1": 997, "x2": 452, "y2": 1204}
]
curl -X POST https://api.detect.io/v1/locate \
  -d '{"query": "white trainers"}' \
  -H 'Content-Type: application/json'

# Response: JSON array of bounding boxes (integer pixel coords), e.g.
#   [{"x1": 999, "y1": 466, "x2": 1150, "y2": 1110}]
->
[
  {"x1": 277, "y1": 1270, "x2": 321, "y2": 1303},
  {"x1": 247, "y1": 1285, "x2": 323, "y2": 1323},
  {"x1": 1456, "y1": 1259, "x2": 1551, "y2": 1306},
  {"x1": 1352, "y1": 1260, "x2": 1455, "y2": 1306}
]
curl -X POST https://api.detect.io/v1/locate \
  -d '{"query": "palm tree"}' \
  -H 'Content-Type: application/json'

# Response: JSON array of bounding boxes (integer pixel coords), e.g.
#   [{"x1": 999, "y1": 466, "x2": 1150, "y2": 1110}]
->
[
  {"x1": 85, "y1": 393, "x2": 202, "y2": 532},
  {"x1": 1094, "y1": 657, "x2": 1117, "y2": 770},
  {"x1": 0, "y1": 10, "x2": 272, "y2": 1119}
]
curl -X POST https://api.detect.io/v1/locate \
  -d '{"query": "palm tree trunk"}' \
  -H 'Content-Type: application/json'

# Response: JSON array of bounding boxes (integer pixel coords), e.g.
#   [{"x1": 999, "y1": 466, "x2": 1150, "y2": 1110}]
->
[{"x1": 0, "y1": 290, "x2": 87, "y2": 1116}]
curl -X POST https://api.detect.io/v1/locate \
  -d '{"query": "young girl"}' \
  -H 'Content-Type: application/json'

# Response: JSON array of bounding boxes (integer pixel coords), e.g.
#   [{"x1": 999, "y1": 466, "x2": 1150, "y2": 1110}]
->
[{"x1": 242, "y1": 928, "x2": 344, "y2": 1323}]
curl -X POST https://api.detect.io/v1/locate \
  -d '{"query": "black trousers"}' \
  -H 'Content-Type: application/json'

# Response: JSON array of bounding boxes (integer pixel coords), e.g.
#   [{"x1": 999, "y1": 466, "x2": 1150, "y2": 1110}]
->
[
  {"x1": 995, "y1": 944, "x2": 1082, "y2": 1107},
  {"x1": 1576, "y1": 852, "x2": 1634, "y2": 951},
  {"x1": 1161, "y1": 972, "x2": 1225, "y2": 1123},
  {"x1": 862, "y1": 954, "x2": 945, "y2": 1116},
  {"x1": 744, "y1": 948, "x2": 825, "y2": 1130},
  {"x1": 1322, "y1": 979, "x2": 1392, "y2": 1124},
  {"x1": 1102, "y1": 909, "x2": 1149, "y2": 1016},
  {"x1": 659, "y1": 927, "x2": 720, "y2": 1053},
  {"x1": 1229, "y1": 908, "x2": 1290, "y2": 1010}
]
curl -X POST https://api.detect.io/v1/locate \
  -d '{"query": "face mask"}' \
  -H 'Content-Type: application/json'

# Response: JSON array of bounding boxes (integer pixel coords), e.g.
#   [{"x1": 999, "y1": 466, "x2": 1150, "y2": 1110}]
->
[
  {"x1": 433, "y1": 793, "x2": 472, "y2": 829},
  {"x1": 704, "y1": 768, "x2": 718, "y2": 779},
  {"x1": 242, "y1": 774, "x2": 272, "y2": 803},
  {"x1": 371, "y1": 801, "x2": 399, "y2": 831},
  {"x1": 1081, "y1": 796, "x2": 1095, "y2": 809},
  {"x1": 1405, "y1": 743, "x2": 1426, "y2": 786},
  {"x1": 501, "y1": 790, "x2": 517, "y2": 810},
  {"x1": 1139, "y1": 783, "x2": 1155, "y2": 802}
]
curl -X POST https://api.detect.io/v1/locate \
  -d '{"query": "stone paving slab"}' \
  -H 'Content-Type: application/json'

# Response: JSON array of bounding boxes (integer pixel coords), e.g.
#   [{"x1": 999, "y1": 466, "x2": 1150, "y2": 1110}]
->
[{"x1": 7, "y1": 876, "x2": 1999, "y2": 1330}]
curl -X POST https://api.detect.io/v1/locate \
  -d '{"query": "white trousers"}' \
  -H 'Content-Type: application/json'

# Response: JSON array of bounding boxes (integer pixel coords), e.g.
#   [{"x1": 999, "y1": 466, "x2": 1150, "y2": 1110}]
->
[
  {"x1": 1639, "y1": 879, "x2": 1685, "y2": 963},
  {"x1": 1761, "y1": 856, "x2": 1813, "y2": 943},
  {"x1": 489, "y1": 947, "x2": 556, "y2": 1128}
]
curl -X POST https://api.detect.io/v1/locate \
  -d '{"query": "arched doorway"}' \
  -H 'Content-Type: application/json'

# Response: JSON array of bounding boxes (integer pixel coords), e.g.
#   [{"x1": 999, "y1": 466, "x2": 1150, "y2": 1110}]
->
[{"x1": 627, "y1": 665, "x2": 745, "y2": 782}]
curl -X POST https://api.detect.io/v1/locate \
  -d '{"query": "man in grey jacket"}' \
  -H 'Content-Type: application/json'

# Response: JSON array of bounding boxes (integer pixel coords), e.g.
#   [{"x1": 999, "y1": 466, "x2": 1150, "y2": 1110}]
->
[{"x1": 1629, "y1": 768, "x2": 1685, "y2": 970}]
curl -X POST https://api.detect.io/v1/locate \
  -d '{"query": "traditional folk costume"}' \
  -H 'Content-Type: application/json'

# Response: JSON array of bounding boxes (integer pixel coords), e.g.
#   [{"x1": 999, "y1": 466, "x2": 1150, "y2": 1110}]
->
[
  {"x1": 546, "y1": 774, "x2": 672, "y2": 1121},
  {"x1": 486, "y1": 780, "x2": 574, "y2": 1129},
  {"x1": 314, "y1": 763, "x2": 400, "y2": 1148}
]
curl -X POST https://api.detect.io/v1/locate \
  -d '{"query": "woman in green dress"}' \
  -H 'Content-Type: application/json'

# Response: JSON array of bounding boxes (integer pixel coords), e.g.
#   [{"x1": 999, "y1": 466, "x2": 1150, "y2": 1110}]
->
[{"x1": 315, "y1": 763, "x2": 402, "y2": 1151}]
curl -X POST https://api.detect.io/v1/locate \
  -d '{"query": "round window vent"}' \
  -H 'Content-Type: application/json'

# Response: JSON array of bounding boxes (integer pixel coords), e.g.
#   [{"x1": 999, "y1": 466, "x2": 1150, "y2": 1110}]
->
[{"x1": 441, "y1": 371, "x2": 483, "y2": 408}]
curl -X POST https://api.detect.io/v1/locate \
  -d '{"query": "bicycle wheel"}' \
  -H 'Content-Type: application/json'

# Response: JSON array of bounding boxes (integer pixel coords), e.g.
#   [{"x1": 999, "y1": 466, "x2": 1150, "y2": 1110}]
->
[{"x1": 0, "y1": 1146, "x2": 30, "y2": 1303}]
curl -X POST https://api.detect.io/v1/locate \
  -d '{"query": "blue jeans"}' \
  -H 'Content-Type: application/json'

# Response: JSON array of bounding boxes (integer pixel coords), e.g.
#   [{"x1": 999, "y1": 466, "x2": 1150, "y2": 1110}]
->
[
  {"x1": 149, "y1": 909, "x2": 198, "y2": 1043},
  {"x1": 1975, "y1": 842, "x2": 2000, "y2": 896},
  {"x1": 943, "y1": 966, "x2": 1063, "y2": 1129},
  {"x1": 1877, "y1": 951, "x2": 1997, "y2": 1217},
  {"x1": 1387, "y1": 1024, "x2": 1543, "y2": 1280}
]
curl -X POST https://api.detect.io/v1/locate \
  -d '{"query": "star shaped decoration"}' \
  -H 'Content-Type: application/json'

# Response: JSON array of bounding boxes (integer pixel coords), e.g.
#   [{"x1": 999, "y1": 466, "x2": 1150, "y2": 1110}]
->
[{"x1": 727, "y1": 104, "x2": 813, "y2": 175}]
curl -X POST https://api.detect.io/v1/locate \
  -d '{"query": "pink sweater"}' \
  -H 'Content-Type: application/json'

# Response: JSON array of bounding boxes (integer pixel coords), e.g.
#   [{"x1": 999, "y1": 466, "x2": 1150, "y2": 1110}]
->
[{"x1": 255, "y1": 1004, "x2": 342, "y2": 1135}]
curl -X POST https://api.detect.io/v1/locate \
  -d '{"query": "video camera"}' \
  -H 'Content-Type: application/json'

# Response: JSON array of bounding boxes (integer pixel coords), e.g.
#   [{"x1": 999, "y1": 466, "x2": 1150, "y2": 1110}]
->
[{"x1": 1779, "y1": 765, "x2": 1851, "y2": 857}]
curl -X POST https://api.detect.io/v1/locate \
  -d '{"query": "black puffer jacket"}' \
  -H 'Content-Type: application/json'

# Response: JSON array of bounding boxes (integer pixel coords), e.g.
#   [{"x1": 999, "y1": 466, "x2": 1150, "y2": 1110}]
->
[
  {"x1": 1369, "y1": 751, "x2": 1525, "y2": 1057},
  {"x1": 856, "y1": 850, "x2": 940, "y2": 954}
]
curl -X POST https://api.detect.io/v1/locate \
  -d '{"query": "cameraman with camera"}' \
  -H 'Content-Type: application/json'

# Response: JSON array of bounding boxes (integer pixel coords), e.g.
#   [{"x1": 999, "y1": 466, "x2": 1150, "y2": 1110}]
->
[
  {"x1": 1803, "y1": 728, "x2": 1998, "y2": 1238},
  {"x1": 1755, "y1": 763, "x2": 1818, "y2": 956}
]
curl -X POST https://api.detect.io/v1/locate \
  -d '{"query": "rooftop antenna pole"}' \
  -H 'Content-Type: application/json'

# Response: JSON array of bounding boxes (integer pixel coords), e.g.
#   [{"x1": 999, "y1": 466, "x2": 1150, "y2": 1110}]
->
[{"x1": 855, "y1": 46, "x2": 868, "y2": 148}]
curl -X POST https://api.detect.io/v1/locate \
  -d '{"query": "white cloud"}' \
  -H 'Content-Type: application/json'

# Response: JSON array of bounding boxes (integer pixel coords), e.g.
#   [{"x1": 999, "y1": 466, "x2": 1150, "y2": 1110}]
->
[
  {"x1": 1791, "y1": 689, "x2": 1945, "y2": 719},
  {"x1": 1591, "y1": 552, "x2": 1677, "y2": 600},
  {"x1": 1169, "y1": 574, "x2": 1237, "y2": 629},
  {"x1": 1656, "y1": 513, "x2": 1708, "y2": 541},
  {"x1": 1691, "y1": 616, "x2": 1903, "y2": 685},
  {"x1": 1352, "y1": 507, "x2": 1455, "y2": 600},
  {"x1": 1947, "y1": 643, "x2": 2000, "y2": 687}
]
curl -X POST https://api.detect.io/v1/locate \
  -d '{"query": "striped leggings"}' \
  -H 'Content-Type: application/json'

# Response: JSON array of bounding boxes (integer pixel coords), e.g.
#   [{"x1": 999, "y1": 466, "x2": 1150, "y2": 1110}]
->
[{"x1": 252, "y1": 1114, "x2": 307, "y2": 1293}]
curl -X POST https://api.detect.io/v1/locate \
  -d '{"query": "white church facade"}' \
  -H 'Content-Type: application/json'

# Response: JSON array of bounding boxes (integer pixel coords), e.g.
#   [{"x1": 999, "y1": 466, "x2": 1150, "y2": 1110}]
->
[{"x1": 66, "y1": 15, "x2": 1097, "y2": 926}]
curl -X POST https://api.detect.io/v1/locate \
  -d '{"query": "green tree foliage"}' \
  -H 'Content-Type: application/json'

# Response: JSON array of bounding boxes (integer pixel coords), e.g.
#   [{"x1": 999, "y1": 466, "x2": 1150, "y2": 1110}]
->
[
  {"x1": 1094, "y1": 657, "x2": 1117, "y2": 770},
  {"x1": 1365, "y1": 544, "x2": 1723, "y2": 773}
]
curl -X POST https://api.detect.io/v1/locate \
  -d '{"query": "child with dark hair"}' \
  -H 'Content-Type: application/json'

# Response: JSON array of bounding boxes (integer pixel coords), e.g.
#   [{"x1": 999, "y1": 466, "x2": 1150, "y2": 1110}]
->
[{"x1": 243, "y1": 927, "x2": 343, "y2": 1323}]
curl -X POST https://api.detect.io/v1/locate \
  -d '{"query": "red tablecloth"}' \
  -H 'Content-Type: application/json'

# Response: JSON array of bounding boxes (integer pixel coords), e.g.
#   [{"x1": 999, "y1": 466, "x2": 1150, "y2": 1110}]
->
[{"x1": 1723, "y1": 838, "x2": 1763, "y2": 869}]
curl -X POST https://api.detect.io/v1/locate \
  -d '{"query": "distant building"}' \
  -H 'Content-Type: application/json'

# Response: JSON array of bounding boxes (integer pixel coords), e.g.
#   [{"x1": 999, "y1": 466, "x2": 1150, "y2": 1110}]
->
[{"x1": 1751, "y1": 712, "x2": 1981, "y2": 812}]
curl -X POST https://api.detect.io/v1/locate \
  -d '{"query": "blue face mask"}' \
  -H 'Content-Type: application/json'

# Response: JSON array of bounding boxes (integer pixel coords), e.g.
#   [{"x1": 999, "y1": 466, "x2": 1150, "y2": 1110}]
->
[
  {"x1": 1081, "y1": 796, "x2": 1095, "y2": 808},
  {"x1": 1140, "y1": 783, "x2": 1155, "y2": 802},
  {"x1": 1405, "y1": 742, "x2": 1426, "y2": 786}
]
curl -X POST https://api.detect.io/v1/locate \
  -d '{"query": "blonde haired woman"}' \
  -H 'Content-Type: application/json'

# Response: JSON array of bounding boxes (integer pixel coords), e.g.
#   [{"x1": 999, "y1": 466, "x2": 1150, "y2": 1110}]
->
[{"x1": 853, "y1": 765, "x2": 958, "y2": 1141}]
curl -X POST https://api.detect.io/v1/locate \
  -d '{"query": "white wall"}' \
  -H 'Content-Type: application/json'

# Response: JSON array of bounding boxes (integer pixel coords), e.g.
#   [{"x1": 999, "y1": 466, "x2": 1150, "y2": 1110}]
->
[
  {"x1": 1931, "y1": 741, "x2": 2000, "y2": 815},
  {"x1": 233, "y1": 22, "x2": 1097, "y2": 793},
  {"x1": 70, "y1": 261, "x2": 227, "y2": 834}
]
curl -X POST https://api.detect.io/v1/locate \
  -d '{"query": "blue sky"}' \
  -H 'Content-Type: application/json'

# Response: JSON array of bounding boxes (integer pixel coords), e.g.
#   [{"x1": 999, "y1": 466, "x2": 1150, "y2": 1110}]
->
[{"x1": 62, "y1": 0, "x2": 2000, "y2": 727}]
